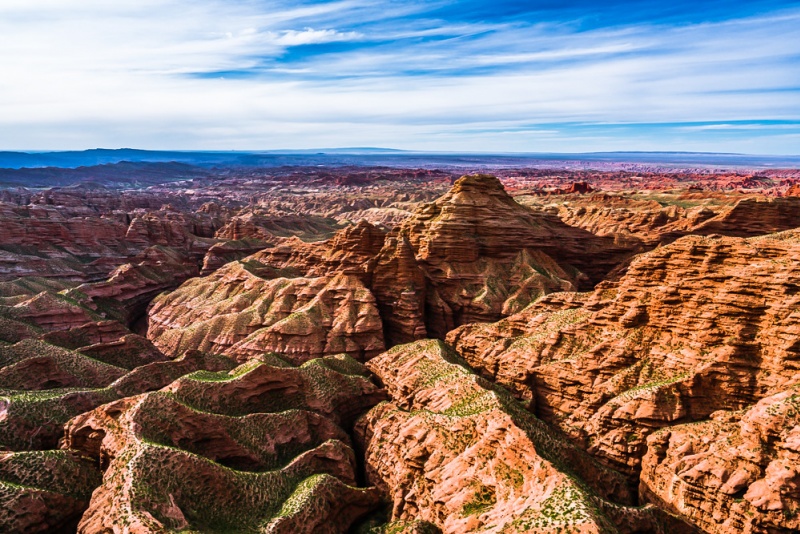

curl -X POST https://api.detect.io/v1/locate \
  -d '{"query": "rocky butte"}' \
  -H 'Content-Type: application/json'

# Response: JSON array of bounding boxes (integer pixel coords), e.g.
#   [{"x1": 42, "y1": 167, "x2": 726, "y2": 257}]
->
[{"x1": 0, "y1": 164, "x2": 798, "y2": 533}]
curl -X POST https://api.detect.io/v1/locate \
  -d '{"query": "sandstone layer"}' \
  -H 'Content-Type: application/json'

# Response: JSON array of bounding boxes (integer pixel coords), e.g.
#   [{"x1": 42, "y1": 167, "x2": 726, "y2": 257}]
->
[
  {"x1": 65, "y1": 354, "x2": 385, "y2": 533},
  {"x1": 148, "y1": 256, "x2": 385, "y2": 363},
  {"x1": 448, "y1": 230, "x2": 800, "y2": 532},
  {"x1": 357, "y1": 339, "x2": 679, "y2": 533}
]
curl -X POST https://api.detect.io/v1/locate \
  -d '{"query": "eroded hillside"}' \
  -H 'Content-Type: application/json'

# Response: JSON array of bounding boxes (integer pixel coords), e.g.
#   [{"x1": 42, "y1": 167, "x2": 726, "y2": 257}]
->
[{"x1": 1, "y1": 167, "x2": 798, "y2": 533}]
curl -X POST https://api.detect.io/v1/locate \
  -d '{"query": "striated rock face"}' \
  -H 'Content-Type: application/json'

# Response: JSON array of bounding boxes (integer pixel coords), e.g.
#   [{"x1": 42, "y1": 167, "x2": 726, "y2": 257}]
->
[
  {"x1": 690, "y1": 196, "x2": 800, "y2": 238},
  {"x1": 0, "y1": 450, "x2": 101, "y2": 533},
  {"x1": 540, "y1": 193, "x2": 717, "y2": 248},
  {"x1": 528, "y1": 192, "x2": 800, "y2": 253},
  {"x1": 148, "y1": 257, "x2": 385, "y2": 363},
  {"x1": 200, "y1": 238, "x2": 270, "y2": 275},
  {"x1": 208, "y1": 177, "x2": 640, "y2": 346},
  {"x1": 215, "y1": 210, "x2": 345, "y2": 242},
  {"x1": 64, "y1": 354, "x2": 385, "y2": 533},
  {"x1": 448, "y1": 230, "x2": 800, "y2": 531},
  {"x1": 249, "y1": 219, "x2": 387, "y2": 281},
  {"x1": 393, "y1": 174, "x2": 634, "y2": 338},
  {"x1": 371, "y1": 234, "x2": 429, "y2": 345},
  {"x1": 70, "y1": 245, "x2": 199, "y2": 326},
  {"x1": 5, "y1": 166, "x2": 800, "y2": 533},
  {"x1": 0, "y1": 343, "x2": 232, "y2": 451},
  {"x1": 640, "y1": 384, "x2": 800, "y2": 533},
  {"x1": 0, "y1": 201, "x2": 224, "y2": 284},
  {"x1": 357, "y1": 339, "x2": 675, "y2": 534}
]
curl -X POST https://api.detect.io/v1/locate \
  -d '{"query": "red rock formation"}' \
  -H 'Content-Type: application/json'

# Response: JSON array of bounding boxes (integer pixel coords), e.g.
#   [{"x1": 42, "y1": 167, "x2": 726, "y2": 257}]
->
[
  {"x1": 547, "y1": 181, "x2": 595, "y2": 194},
  {"x1": 147, "y1": 257, "x2": 385, "y2": 363},
  {"x1": 691, "y1": 196, "x2": 800, "y2": 237},
  {"x1": 394, "y1": 174, "x2": 628, "y2": 337},
  {"x1": 544, "y1": 192, "x2": 800, "y2": 251},
  {"x1": 357, "y1": 339, "x2": 674, "y2": 533},
  {"x1": 371, "y1": 234, "x2": 429, "y2": 345},
  {"x1": 250, "y1": 219, "x2": 386, "y2": 281},
  {"x1": 3, "y1": 164, "x2": 800, "y2": 533},
  {"x1": 200, "y1": 238, "x2": 269, "y2": 275},
  {"x1": 784, "y1": 183, "x2": 800, "y2": 197},
  {"x1": 641, "y1": 383, "x2": 800, "y2": 533},
  {"x1": 0, "y1": 450, "x2": 101, "y2": 533},
  {"x1": 70, "y1": 246, "x2": 199, "y2": 326},
  {"x1": 449, "y1": 231, "x2": 800, "y2": 480},
  {"x1": 64, "y1": 355, "x2": 384, "y2": 533}
]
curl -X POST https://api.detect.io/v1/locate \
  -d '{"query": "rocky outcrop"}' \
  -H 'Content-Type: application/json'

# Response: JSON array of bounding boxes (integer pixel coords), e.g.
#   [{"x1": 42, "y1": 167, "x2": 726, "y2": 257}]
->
[
  {"x1": 0, "y1": 346, "x2": 233, "y2": 451},
  {"x1": 447, "y1": 230, "x2": 800, "y2": 531},
  {"x1": 4, "y1": 165, "x2": 800, "y2": 533},
  {"x1": 0, "y1": 450, "x2": 101, "y2": 533},
  {"x1": 691, "y1": 196, "x2": 800, "y2": 238},
  {"x1": 249, "y1": 219, "x2": 387, "y2": 281},
  {"x1": 148, "y1": 256, "x2": 385, "y2": 363},
  {"x1": 200, "y1": 238, "x2": 270, "y2": 275},
  {"x1": 536, "y1": 193, "x2": 800, "y2": 253},
  {"x1": 449, "y1": 231, "x2": 800, "y2": 478},
  {"x1": 0, "y1": 202, "x2": 221, "y2": 283},
  {"x1": 371, "y1": 235, "x2": 429, "y2": 345},
  {"x1": 1, "y1": 290, "x2": 103, "y2": 333},
  {"x1": 357, "y1": 339, "x2": 675, "y2": 533},
  {"x1": 64, "y1": 354, "x2": 384, "y2": 533},
  {"x1": 70, "y1": 246, "x2": 199, "y2": 326},
  {"x1": 641, "y1": 383, "x2": 800, "y2": 533},
  {"x1": 215, "y1": 210, "x2": 344, "y2": 241},
  {"x1": 392, "y1": 175, "x2": 636, "y2": 338}
]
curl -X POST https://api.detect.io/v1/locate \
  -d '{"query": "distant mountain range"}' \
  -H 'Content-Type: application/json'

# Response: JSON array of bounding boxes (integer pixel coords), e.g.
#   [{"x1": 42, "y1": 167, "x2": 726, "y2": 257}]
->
[{"x1": 1, "y1": 148, "x2": 799, "y2": 170}]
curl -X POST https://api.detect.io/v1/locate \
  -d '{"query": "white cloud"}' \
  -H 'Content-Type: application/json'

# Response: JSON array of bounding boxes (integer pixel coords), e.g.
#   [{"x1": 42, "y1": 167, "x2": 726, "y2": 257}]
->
[
  {"x1": 0, "y1": 1, "x2": 797, "y2": 153},
  {"x1": 271, "y1": 28, "x2": 363, "y2": 46}
]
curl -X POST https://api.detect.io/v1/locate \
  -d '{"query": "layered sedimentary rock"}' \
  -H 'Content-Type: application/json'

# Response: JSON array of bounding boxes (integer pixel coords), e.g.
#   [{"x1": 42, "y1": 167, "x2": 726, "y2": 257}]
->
[
  {"x1": 448, "y1": 230, "x2": 800, "y2": 531},
  {"x1": 69, "y1": 245, "x2": 199, "y2": 326},
  {"x1": 201, "y1": 238, "x2": 270, "y2": 275},
  {"x1": 449, "y1": 231, "x2": 800, "y2": 474},
  {"x1": 0, "y1": 450, "x2": 101, "y2": 533},
  {"x1": 691, "y1": 196, "x2": 800, "y2": 237},
  {"x1": 148, "y1": 256, "x2": 385, "y2": 363},
  {"x1": 370, "y1": 234, "x2": 429, "y2": 345},
  {"x1": 640, "y1": 384, "x2": 800, "y2": 533},
  {"x1": 215, "y1": 210, "x2": 345, "y2": 241},
  {"x1": 0, "y1": 201, "x2": 222, "y2": 283},
  {"x1": 3, "y1": 163, "x2": 800, "y2": 533},
  {"x1": 250, "y1": 219, "x2": 387, "y2": 281},
  {"x1": 65, "y1": 354, "x2": 385, "y2": 533},
  {"x1": 357, "y1": 339, "x2": 676, "y2": 533},
  {"x1": 527, "y1": 192, "x2": 800, "y2": 251},
  {"x1": 0, "y1": 343, "x2": 232, "y2": 451},
  {"x1": 390, "y1": 175, "x2": 640, "y2": 338}
]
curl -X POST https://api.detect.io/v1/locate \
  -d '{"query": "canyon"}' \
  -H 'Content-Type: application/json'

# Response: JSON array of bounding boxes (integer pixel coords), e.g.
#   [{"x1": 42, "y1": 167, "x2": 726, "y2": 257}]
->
[{"x1": 0, "y1": 162, "x2": 798, "y2": 533}]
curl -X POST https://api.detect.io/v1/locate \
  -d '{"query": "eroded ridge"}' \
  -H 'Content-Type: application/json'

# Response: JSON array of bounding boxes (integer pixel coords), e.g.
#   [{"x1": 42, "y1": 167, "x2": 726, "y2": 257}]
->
[
  {"x1": 357, "y1": 339, "x2": 681, "y2": 533},
  {"x1": 64, "y1": 354, "x2": 386, "y2": 533}
]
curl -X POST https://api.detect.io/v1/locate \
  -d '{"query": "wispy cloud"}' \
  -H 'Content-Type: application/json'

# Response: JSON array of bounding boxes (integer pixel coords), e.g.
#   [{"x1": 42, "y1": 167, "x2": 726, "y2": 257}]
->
[
  {"x1": 0, "y1": 0, "x2": 798, "y2": 153},
  {"x1": 271, "y1": 28, "x2": 363, "y2": 46}
]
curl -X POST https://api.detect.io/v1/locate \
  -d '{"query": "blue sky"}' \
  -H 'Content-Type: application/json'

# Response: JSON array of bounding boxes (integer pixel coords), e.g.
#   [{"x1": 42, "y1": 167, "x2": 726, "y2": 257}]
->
[{"x1": 1, "y1": 0, "x2": 799, "y2": 153}]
